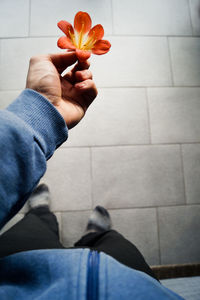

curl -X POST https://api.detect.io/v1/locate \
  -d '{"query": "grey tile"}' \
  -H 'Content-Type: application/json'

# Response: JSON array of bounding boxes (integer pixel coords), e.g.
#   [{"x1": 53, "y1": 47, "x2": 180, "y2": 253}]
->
[
  {"x1": 90, "y1": 37, "x2": 172, "y2": 87},
  {"x1": 42, "y1": 148, "x2": 92, "y2": 211},
  {"x1": 109, "y1": 208, "x2": 159, "y2": 265},
  {"x1": 0, "y1": 214, "x2": 24, "y2": 235},
  {"x1": 18, "y1": 202, "x2": 29, "y2": 214},
  {"x1": 169, "y1": 37, "x2": 200, "y2": 86},
  {"x1": 0, "y1": 91, "x2": 21, "y2": 110},
  {"x1": 148, "y1": 87, "x2": 200, "y2": 143},
  {"x1": 61, "y1": 210, "x2": 91, "y2": 247},
  {"x1": 158, "y1": 205, "x2": 200, "y2": 264},
  {"x1": 113, "y1": 0, "x2": 192, "y2": 36},
  {"x1": 64, "y1": 88, "x2": 150, "y2": 147},
  {"x1": 0, "y1": 37, "x2": 58, "y2": 90},
  {"x1": 182, "y1": 144, "x2": 200, "y2": 204},
  {"x1": 30, "y1": 0, "x2": 112, "y2": 36},
  {"x1": 189, "y1": 0, "x2": 200, "y2": 35},
  {"x1": 92, "y1": 145, "x2": 185, "y2": 209},
  {"x1": 0, "y1": 0, "x2": 29, "y2": 38}
]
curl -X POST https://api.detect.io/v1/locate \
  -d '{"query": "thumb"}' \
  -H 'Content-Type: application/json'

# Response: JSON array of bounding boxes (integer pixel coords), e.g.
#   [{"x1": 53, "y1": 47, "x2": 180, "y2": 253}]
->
[{"x1": 49, "y1": 52, "x2": 77, "y2": 74}]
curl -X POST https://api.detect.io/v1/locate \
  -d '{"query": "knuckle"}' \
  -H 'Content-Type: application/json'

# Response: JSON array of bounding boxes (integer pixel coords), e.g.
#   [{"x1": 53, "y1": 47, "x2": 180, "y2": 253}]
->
[
  {"x1": 90, "y1": 80, "x2": 98, "y2": 96},
  {"x1": 30, "y1": 54, "x2": 46, "y2": 64},
  {"x1": 76, "y1": 69, "x2": 92, "y2": 80},
  {"x1": 83, "y1": 70, "x2": 92, "y2": 79},
  {"x1": 30, "y1": 55, "x2": 39, "y2": 64},
  {"x1": 85, "y1": 60, "x2": 90, "y2": 68},
  {"x1": 87, "y1": 70, "x2": 92, "y2": 77}
]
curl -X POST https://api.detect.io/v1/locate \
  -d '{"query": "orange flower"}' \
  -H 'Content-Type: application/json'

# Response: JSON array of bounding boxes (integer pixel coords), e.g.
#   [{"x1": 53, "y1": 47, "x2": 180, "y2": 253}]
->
[{"x1": 57, "y1": 11, "x2": 111, "y2": 61}]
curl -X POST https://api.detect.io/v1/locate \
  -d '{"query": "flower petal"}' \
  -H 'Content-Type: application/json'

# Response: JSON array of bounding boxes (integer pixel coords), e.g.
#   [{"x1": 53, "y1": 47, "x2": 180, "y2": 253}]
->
[
  {"x1": 92, "y1": 40, "x2": 111, "y2": 55},
  {"x1": 74, "y1": 11, "x2": 92, "y2": 33},
  {"x1": 76, "y1": 49, "x2": 91, "y2": 62},
  {"x1": 57, "y1": 20, "x2": 74, "y2": 38},
  {"x1": 88, "y1": 24, "x2": 104, "y2": 41},
  {"x1": 57, "y1": 36, "x2": 76, "y2": 50}
]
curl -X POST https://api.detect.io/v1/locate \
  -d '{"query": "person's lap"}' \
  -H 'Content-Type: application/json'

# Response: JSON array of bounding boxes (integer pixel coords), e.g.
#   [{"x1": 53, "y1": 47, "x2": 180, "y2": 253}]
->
[
  {"x1": 0, "y1": 207, "x2": 64, "y2": 258},
  {"x1": 0, "y1": 206, "x2": 158, "y2": 281}
]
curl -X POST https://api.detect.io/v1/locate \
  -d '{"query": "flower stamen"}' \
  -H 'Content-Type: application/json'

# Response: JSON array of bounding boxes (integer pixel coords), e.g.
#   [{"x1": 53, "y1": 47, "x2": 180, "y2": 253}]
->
[
  {"x1": 78, "y1": 23, "x2": 85, "y2": 49},
  {"x1": 68, "y1": 29, "x2": 77, "y2": 47},
  {"x1": 83, "y1": 31, "x2": 96, "y2": 50}
]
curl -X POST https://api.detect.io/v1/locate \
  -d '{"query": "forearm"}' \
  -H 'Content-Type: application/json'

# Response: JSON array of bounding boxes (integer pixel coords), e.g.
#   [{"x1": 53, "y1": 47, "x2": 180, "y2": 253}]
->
[{"x1": 0, "y1": 89, "x2": 68, "y2": 229}]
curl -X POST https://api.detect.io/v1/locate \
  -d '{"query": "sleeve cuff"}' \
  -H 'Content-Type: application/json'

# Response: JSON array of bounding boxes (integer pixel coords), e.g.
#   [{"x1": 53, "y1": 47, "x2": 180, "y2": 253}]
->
[{"x1": 6, "y1": 89, "x2": 68, "y2": 159}]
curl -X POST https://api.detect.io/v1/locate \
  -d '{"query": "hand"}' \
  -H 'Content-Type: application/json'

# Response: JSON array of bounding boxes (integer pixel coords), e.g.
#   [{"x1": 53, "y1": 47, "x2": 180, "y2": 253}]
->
[{"x1": 26, "y1": 52, "x2": 98, "y2": 129}]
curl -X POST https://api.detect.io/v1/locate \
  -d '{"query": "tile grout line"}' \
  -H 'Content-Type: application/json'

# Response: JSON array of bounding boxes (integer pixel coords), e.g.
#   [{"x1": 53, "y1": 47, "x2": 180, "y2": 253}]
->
[
  {"x1": 187, "y1": 0, "x2": 195, "y2": 36},
  {"x1": 156, "y1": 208, "x2": 161, "y2": 265},
  {"x1": 179, "y1": 144, "x2": 188, "y2": 205},
  {"x1": 110, "y1": 0, "x2": 114, "y2": 35},
  {"x1": 60, "y1": 142, "x2": 200, "y2": 149},
  {"x1": 51, "y1": 203, "x2": 200, "y2": 214},
  {"x1": 145, "y1": 88, "x2": 152, "y2": 144},
  {"x1": 1, "y1": 34, "x2": 200, "y2": 39},
  {"x1": 110, "y1": 34, "x2": 199, "y2": 38},
  {"x1": 166, "y1": 37, "x2": 175, "y2": 86},
  {"x1": 2, "y1": 34, "x2": 200, "y2": 39},
  {"x1": 28, "y1": 0, "x2": 31, "y2": 37}
]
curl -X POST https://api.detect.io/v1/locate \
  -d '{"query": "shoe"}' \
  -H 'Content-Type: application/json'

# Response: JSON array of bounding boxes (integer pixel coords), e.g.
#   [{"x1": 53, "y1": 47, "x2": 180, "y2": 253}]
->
[
  {"x1": 86, "y1": 206, "x2": 112, "y2": 233},
  {"x1": 28, "y1": 183, "x2": 50, "y2": 210}
]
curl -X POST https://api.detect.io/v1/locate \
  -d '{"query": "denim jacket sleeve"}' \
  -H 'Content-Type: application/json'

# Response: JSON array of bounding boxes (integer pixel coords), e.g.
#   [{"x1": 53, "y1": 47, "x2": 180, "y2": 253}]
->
[{"x1": 0, "y1": 89, "x2": 68, "y2": 229}]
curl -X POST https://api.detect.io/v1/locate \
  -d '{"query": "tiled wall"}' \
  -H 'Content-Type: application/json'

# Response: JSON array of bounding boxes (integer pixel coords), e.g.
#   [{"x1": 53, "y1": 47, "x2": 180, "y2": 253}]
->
[{"x1": 0, "y1": 0, "x2": 200, "y2": 266}]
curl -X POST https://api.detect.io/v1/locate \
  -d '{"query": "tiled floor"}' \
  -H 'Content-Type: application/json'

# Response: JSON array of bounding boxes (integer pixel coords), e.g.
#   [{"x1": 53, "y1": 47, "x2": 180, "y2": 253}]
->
[{"x1": 0, "y1": 0, "x2": 200, "y2": 266}]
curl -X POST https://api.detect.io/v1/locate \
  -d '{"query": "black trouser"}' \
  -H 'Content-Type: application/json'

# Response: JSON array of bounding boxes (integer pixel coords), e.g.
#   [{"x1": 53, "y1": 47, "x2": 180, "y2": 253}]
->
[{"x1": 0, "y1": 207, "x2": 157, "y2": 281}]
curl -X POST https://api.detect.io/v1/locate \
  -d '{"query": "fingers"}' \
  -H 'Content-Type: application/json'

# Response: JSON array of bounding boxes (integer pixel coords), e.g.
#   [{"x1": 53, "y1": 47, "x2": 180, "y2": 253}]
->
[
  {"x1": 75, "y1": 69, "x2": 93, "y2": 81},
  {"x1": 62, "y1": 60, "x2": 91, "y2": 83},
  {"x1": 75, "y1": 79, "x2": 98, "y2": 110},
  {"x1": 75, "y1": 60, "x2": 90, "y2": 71},
  {"x1": 75, "y1": 79, "x2": 98, "y2": 101},
  {"x1": 64, "y1": 60, "x2": 90, "y2": 77},
  {"x1": 49, "y1": 51, "x2": 77, "y2": 74},
  {"x1": 29, "y1": 53, "x2": 89, "y2": 77}
]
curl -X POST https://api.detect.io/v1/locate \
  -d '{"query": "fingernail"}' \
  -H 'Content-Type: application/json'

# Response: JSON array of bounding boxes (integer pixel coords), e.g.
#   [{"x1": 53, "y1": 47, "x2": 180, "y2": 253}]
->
[{"x1": 78, "y1": 83, "x2": 85, "y2": 88}]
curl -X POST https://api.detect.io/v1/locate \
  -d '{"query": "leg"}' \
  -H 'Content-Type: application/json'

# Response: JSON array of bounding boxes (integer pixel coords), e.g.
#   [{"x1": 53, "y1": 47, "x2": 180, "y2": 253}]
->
[
  {"x1": 75, "y1": 206, "x2": 158, "y2": 281},
  {"x1": 0, "y1": 185, "x2": 64, "y2": 258}
]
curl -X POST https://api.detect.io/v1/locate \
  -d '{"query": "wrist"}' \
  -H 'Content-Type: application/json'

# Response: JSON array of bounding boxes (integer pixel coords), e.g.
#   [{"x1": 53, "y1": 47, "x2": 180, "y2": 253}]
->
[{"x1": 6, "y1": 89, "x2": 68, "y2": 158}]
